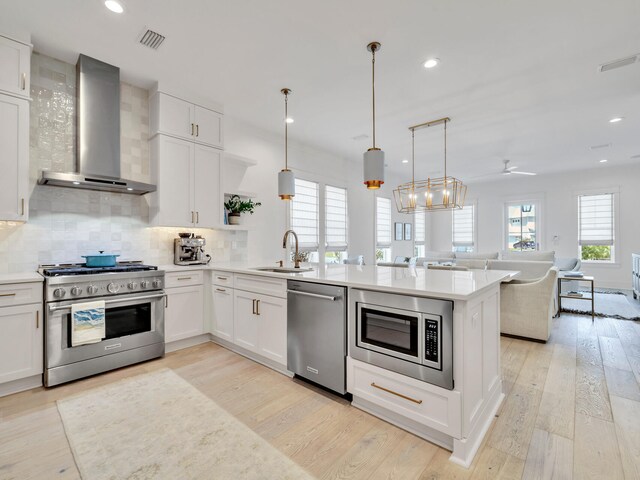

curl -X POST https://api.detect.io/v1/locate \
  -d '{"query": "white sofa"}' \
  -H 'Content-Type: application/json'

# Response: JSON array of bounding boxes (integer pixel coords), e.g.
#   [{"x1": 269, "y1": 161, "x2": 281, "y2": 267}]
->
[{"x1": 500, "y1": 267, "x2": 559, "y2": 342}]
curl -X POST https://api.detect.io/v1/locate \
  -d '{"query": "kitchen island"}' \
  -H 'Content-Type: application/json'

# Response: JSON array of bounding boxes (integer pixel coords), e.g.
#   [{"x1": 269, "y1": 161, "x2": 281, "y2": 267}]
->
[{"x1": 162, "y1": 263, "x2": 516, "y2": 467}]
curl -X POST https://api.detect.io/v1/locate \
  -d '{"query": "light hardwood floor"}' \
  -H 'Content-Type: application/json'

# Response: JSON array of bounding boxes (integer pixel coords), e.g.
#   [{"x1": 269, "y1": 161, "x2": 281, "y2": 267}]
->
[{"x1": 1, "y1": 313, "x2": 639, "y2": 479}]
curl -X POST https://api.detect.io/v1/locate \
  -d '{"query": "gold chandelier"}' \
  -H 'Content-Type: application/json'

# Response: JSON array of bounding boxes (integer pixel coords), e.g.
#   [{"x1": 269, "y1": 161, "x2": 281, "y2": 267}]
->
[{"x1": 393, "y1": 117, "x2": 467, "y2": 213}]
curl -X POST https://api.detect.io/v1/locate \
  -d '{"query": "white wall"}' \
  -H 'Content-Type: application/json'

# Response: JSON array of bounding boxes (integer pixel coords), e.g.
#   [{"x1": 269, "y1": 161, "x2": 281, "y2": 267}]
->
[{"x1": 429, "y1": 163, "x2": 640, "y2": 289}]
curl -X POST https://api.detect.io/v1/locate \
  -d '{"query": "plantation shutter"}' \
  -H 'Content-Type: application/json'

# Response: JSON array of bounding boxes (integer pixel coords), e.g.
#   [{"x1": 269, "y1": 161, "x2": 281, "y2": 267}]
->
[
  {"x1": 579, "y1": 194, "x2": 614, "y2": 246},
  {"x1": 414, "y1": 212, "x2": 425, "y2": 245},
  {"x1": 376, "y1": 197, "x2": 392, "y2": 247},
  {"x1": 325, "y1": 185, "x2": 348, "y2": 251},
  {"x1": 452, "y1": 205, "x2": 474, "y2": 248},
  {"x1": 290, "y1": 179, "x2": 319, "y2": 250}
]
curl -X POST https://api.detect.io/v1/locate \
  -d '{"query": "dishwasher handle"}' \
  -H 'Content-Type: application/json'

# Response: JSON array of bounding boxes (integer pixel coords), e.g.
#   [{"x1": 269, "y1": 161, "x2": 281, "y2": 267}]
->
[{"x1": 287, "y1": 289, "x2": 338, "y2": 301}]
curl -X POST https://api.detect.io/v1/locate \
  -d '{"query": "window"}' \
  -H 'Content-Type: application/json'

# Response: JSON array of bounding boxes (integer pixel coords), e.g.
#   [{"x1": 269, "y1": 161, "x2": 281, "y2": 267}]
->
[
  {"x1": 376, "y1": 197, "x2": 392, "y2": 262},
  {"x1": 452, "y1": 205, "x2": 475, "y2": 253},
  {"x1": 506, "y1": 203, "x2": 538, "y2": 251},
  {"x1": 290, "y1": 178, "x2": 319, "y2": 262},
  {"x1": 325, "y1": 185, "x2": 348, "y2": 264},
  {"x1": 579, "y1": 193, "x2": 614, "y2": 262},
  {"x1": 414, "y1": 211, "x2": 426, "y2": 257}
]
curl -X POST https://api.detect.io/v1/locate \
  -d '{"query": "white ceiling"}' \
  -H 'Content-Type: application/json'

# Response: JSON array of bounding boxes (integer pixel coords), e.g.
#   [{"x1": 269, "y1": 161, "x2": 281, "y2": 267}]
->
[{"x1": 2, "y1": 0, "x2": 640, "y2": 182}]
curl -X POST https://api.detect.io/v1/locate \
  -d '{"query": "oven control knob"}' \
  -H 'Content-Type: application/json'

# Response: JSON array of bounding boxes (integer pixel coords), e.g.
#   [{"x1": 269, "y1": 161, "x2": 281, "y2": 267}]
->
[
  {"x1": 152, "y1": 280, "x2": 162, "y2": 289},
  {"x1": 70, "y1": 287, "x2": 82, "y2": 296},
  {"x1": 140, "y1": 281, "x2": 149, "y2": 289},
  {"x1": 87, "y1": 285, "x2": 99, "y2": 295},
  {"x1": 53, "y1": 288, "x2": 66, "y2": 298},
  {"x1": 127, "y1": 282, "x2": 138, "y2": 290},
  {"x1": 107, "y1": 282, "x2": 120, "y2": 294}
]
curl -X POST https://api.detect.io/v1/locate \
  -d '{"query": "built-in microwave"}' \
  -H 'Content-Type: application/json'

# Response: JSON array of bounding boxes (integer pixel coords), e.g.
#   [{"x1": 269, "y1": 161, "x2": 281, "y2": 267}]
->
[{"x1": 349, "y1": 289, "x2": 454, "y2": 390}]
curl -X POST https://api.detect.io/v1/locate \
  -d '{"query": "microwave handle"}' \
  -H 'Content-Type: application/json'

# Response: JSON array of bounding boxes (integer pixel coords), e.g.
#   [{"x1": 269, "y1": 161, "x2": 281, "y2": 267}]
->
[{"x1": 48, "y1": 293, "x2": 167, "y2": 312}]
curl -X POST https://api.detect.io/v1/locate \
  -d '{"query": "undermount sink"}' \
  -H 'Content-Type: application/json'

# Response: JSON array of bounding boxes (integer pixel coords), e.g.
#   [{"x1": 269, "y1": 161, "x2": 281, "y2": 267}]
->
[{"x1": 252, "y1": 266, "x2": 314, "y2": 273}]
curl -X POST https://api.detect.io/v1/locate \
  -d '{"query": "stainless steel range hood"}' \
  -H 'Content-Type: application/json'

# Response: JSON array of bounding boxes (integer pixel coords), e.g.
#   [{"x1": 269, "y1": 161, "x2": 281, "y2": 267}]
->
[{"x1": 38, "y1": 54, "x2": 156, "y2": 195}]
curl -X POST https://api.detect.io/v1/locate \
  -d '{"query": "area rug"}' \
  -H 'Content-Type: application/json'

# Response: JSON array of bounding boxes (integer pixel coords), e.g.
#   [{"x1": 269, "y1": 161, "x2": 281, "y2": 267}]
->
[
  {"x1": 560, "y1": 290, "x2": 640, "y2": 320},
  {"x1": 56, "y1": 369, "x2": 314, "y2": 480}
]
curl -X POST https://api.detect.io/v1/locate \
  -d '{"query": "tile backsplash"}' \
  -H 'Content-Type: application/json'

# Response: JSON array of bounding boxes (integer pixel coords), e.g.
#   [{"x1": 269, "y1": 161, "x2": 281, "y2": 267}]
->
[{"x1": 0, "y1": 52, "x2": 246, "y2": 274}]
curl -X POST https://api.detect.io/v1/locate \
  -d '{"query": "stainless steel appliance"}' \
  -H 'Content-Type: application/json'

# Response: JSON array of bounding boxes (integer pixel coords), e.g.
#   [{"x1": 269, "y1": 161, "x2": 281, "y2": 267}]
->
[
  {"x1": 41, "y1": 262, "x2": 165, "y2": 387},
  {"x1": 174, "y1": 234, "x2": 211, "y2": 266},
  {"x1": 287, "y1": 281, "x2": 347, "y2": 394},
  {"x1": 350, "y1": 289, "x2": 454, "y2": 390}
]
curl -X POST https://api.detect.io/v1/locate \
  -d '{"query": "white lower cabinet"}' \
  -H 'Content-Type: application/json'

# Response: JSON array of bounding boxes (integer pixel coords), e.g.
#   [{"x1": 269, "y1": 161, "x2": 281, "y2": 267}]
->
[
  {"x1": 211, "y1": 286, "x2": 234, "y2": 341},
  {"x1": 165, "y1": 284, "x2": 204, "y2": 343},
  {"x1": 233, "y1": 290, "x2": 259, "y2": 352}
]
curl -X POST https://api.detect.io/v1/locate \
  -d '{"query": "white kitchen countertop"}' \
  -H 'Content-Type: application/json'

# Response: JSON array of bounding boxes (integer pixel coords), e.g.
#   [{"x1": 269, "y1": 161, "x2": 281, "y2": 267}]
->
[
  {"x1": 0, "y1": 272, "x2": 44, "y2": 285},
  {"x1": 158, "y1": 263, "x2": 517, "y2": 300}
]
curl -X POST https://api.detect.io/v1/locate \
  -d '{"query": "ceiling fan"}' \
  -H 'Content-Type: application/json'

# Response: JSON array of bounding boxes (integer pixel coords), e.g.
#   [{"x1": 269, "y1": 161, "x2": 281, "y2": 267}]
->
[{"x1": 501, "y1": 159, "x2": 536, "y2": 176}]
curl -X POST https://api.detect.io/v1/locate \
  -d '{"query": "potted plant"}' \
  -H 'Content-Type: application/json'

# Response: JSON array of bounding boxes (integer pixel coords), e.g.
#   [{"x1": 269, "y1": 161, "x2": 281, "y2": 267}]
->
[{"x1": 224, "y1": 195, "x2": 262, "y2": 225}]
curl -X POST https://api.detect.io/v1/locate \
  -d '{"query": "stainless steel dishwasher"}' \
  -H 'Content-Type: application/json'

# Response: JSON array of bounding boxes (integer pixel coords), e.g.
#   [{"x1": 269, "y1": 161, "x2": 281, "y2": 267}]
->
[{"x1": 287, "y1": 280, "x2": 347, "y2": 394}]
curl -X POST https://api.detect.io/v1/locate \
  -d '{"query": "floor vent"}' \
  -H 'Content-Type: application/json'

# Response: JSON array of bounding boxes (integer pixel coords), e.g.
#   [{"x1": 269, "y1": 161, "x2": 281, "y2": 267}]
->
[
  {"x1": 599, "y1": 54, "x2": 639, "y2": 72},
  {"x1": 138, "y1": 28, "x2": 165, "y2": 50},
  {"x1": 589, "y1": 143, "x2": 611, "y2": 151}
]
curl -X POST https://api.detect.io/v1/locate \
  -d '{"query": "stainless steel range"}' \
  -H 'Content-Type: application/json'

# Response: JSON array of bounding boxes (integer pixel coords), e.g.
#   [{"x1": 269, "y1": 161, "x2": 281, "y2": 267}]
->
[{"x1": 40, "y1": 262, "x2": 166, "y2": 387}]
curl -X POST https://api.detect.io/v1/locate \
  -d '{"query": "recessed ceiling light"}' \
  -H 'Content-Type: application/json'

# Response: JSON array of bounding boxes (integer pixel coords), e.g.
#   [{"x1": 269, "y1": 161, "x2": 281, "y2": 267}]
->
[
  {"x1": 599, "y1": 159, "x2": 608, "y2": 163},
  {"x1": 609, "y1": 117, "x2": 624, "y2": 123},
  {"x1": 423, "y1": 58, "x2": 440, "y2": 69},
  {"x1": 285, "y1": 117, "x2": 294, "y2": 124},
  {"x1": 402, "y1": 159, "x2": 409, "y2": 164},
  {"x1": 104, "y1": 0, "x2": 124, "y2": 13}
]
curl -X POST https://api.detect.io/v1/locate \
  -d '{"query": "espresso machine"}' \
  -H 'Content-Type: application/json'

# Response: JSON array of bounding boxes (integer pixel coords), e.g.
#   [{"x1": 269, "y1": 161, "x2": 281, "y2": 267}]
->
[{"x1": 174, "y1": 233, "x2": 211, "y2": 266}]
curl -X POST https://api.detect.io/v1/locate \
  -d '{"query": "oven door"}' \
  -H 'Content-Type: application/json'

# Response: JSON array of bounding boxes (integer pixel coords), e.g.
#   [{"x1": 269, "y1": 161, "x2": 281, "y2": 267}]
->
[
  {"x1": 356, "y1": 302, "x2": 424, "y2": 364},
  {"x1": 45, "y1": 292, "x2": 165, "y2": 369}
]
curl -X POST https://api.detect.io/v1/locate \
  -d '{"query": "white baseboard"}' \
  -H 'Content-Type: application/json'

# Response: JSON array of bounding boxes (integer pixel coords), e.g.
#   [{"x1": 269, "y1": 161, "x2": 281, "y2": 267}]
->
[
  {"x1": 165, "y1": 334, "x2": 211, "y2": 353},
  {"x1": 0, "y1": 374, "x2": 43, "y2": 398},
  {"x1": 209, "y1": 335, "x2": 292, "y2": 377}
]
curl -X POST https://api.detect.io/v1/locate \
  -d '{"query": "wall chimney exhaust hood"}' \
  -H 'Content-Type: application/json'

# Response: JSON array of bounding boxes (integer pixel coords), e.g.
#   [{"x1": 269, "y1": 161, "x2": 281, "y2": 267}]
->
[{"x1": 38, "y1": 54, "x2": 156, "y2": 195}]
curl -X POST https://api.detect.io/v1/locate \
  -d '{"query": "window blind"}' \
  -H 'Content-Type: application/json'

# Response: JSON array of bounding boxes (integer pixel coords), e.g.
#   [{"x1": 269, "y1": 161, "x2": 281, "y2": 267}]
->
[
  {"x1": 414, "y1": 212, "x2": 426, "y2": 245},
  {"x1": 452, "y1": 205, "x2": 474, "y2": 248},
  {"x1": 579, "y1": 193, "x2": 614, "y2": 246},
  {"x1": 325, "y1": 185, "x2": 348, "y2": 251},
  {"x1": 376, "y1": 197, "x2": 392, "y2": 247},
  {"x1": 290, "y1": 179, "x2": 319, "y2": 250}
]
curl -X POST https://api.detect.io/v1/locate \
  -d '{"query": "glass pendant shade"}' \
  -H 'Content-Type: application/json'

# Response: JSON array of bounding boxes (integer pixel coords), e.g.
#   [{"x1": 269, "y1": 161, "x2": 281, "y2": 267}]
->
[
  {"x1": 363, "y1": 148, "x2": 385, "y2": 189},
  {"x1": 278, "y1": 168, "x2": 295, "y2": 200}
]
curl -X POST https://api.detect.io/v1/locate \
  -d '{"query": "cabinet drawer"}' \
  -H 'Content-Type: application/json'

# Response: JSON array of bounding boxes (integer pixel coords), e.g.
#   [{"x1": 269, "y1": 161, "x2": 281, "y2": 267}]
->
[
  {"x1": 348, "y1": 357, "x2": 461, "y2": 437},
  {"x1": 235, "y1": 274, "x2": 286, "y2": 298},
  {"x1": 165, "y1": 270, "x2": 204, "y2": 288},
  {"x1": 0, "y1": 282, "x2": 42, "y2": 308},
  {"x1": 211, "y1": 270, "x2": 234, "y2": 288}
]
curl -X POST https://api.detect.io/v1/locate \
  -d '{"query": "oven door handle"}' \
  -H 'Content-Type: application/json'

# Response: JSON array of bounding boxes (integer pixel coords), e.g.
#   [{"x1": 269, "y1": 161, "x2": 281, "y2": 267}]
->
[{"x1": 48, "y1": 293, "x2": 167, "y2": 312}]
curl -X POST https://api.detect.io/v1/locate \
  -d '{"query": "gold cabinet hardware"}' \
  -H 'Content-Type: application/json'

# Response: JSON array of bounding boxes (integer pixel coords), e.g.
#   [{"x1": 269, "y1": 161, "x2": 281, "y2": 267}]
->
[
  {"x1": 196, "y1": 211, "x2": 199, "y2": 224},
  {"x1": 191, "y1": 211, "x2": 195, "y2": 223},
  {"x1": 215, "y1": 288, "x2": 226, "y2": 293},
  {"x1": 191, "y1": 123, "x2": 195, "y2": 136},
  {"x1": 256, "y1": 299, "x2": 261, "y2": 316},
  {"x1": 0, "y1": 293, "x2": 16, "y2": 297},
  {"x1": 216, "y1": 276, "x2": 228, "y2": 281},
  {"x1": 21, "y1": 73, "x2": 26, "y2": 90},
  {"x1": 370, "y1": 382, "x2": 423, "y2": 404},
  {"x1": 36, "y1": 310, "x2": 39, "y2": 328},
  {"x1": 21, "y1": 198, "x2": 25, "y2": 216},
  {"x1": 177, "y1": 277, "x2": 192, "y2": 281},
  {"x1": 196, "y1": 124, "x2": 199, "y2": 137},
  {"x1": 252, "y1": 299, "x2": 256, "y2": 315},
  {"x1": 165, "y1": 295, "x2": 168, "y2": 308}
]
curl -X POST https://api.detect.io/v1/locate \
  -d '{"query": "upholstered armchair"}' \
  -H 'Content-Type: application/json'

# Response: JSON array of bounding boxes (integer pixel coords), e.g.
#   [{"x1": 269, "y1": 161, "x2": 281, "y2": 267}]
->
[{"x1": 500, "y1": 267, "x2": 559, "y2": 342}]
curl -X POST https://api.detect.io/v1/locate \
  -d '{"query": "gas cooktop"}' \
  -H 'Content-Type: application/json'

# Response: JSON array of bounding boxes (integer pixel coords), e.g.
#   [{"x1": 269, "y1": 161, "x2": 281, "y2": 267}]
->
[{"x1": 40, "y1": 262, "x2": 158, "y2": 277}]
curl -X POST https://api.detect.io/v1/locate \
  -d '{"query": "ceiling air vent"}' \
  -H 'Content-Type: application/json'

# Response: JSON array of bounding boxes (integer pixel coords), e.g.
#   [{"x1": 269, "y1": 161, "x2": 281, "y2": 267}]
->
[
  {"x1": 138, "y1": 28, "x2": 165, "y2": 50},
  {"x1": 589, "y1": 143, "x2": 611, "y2": 151},
  {"x1": 598, "y1": 54, "x2": 639, "y2": 73}
]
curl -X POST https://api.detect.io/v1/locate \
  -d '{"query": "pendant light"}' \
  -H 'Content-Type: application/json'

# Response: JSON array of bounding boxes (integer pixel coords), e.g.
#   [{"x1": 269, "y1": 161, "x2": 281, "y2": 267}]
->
[
  {"x1": 393, "y1": 117, "x2": 467, "y2": 212},
  {"x1": 363, "y1": 42, "x2": 385, "y2": 190},
  {"x1": 278, "y1": 88, "x2": 295, "y2": 200}
]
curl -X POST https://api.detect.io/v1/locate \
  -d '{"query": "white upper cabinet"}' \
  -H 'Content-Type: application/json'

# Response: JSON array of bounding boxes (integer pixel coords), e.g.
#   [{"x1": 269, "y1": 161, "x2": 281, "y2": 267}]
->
[
  {"x1": 193, "y1": 144, "x2": 221, "y2": 227},
  {"x1": 0, "y1": 93, "x2": 29, "y2": 222},
  {"x1": 150, "y1": 91, "x2": 223, "y2": 149},
  {"x1": 0, "y1": 35, "x2": 31, "y2": 99}
]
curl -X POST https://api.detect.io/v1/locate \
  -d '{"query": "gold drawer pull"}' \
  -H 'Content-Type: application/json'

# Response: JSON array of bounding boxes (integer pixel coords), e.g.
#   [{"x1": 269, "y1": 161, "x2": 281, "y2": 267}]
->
[
  {"x1": 216, "y1": 288, "x2": 226, "y2": 293},
  {"x1": 370, "y1": 382, "x2": 423, "y2": 404},
  {"x1": 216, "y1": 276, "x2": 228, "y2": 280},
  {"x1": 177, "y1": 276, "x2": 192, "y2": 281},
  {"x1": 0, "y1": 293, "x2": 16, "y2": 297}
]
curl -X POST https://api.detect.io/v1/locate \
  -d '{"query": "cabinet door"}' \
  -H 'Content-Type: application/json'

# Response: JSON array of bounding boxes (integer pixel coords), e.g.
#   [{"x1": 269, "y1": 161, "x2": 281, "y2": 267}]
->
[
  {"x1": 193, "y1": 144, "x2": 221, "y2": 228},
  {"x1": 211, "y1": 286, "x2": 233, "y2": 341},
  {"x1": 256, "y1": 294, "x2": 287, "y2": 365},
  {"x1": 165, "y1": 285, "x2": 204, "y2": 343},
  {"x1": 154, "y1": 135, "x2": 195, "y2": 227},
  {"x1": 0, "y1": 94, "x2": 28, "y2": 221},
  {"x1": 0, "y1": 304, "x2": 42, "y2": 384},
  {"x1": 233, "y1": 290, "x2": 258, "y2": 353},
  {"x1": 156, "y1": 93, "x2": 195, "y2": 140},
  {"x1": 0, "y1": 36, "x2": 30, "y2": 98},
  {"x1": 194, "y1": 105, "x2": 223, "y2": 148}
]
